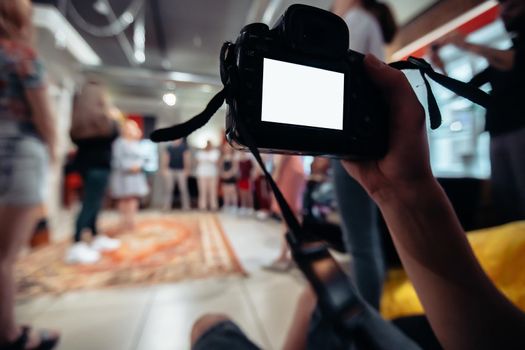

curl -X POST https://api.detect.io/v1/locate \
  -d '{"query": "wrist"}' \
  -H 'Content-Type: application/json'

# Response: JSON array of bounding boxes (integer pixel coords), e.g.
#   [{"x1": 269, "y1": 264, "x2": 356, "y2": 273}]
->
[
  {"x1": 372, "y1": 177, "x2": 441, "y2": 208},
  {"x1": 464, "y1": 42, "x2": 482, "y2": 55}
]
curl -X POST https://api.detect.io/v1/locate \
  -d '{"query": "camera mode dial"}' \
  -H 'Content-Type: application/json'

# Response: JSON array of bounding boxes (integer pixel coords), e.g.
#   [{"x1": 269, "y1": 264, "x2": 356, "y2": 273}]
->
[{"x1": 240, "y1": 23, "x2": 270, "y2": 38}]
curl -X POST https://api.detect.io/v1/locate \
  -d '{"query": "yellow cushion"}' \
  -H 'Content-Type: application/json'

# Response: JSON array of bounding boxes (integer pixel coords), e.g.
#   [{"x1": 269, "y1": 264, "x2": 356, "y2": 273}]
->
[{"x1": 380, "y1": 221, "x2": 525, "y2": 320}]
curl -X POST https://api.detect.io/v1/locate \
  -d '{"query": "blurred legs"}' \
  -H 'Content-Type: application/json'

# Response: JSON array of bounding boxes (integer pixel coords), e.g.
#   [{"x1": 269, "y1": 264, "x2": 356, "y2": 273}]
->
[
  {"x1": 0, "y1": 205, "x2": 39, "y2": 343},
  {"x1": 174, "y1": 171, "x2": 190, "y2": 210}
]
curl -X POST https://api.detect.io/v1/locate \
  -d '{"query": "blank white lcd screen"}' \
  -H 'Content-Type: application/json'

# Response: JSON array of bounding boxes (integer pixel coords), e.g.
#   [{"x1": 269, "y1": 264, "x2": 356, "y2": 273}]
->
[{"x1": 261, "y1": 58, "x2": 345, "y2": 130}]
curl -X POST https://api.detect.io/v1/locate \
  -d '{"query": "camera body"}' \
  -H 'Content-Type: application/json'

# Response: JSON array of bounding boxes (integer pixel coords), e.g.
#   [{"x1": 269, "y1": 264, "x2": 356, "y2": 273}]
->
[{"x1": 222, "y1": 4, "x2": 389, "y2": 159}]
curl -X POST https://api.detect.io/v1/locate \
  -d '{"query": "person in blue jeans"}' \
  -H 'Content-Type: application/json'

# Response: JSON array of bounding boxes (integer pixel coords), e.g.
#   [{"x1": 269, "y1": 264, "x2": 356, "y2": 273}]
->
[
  {"x1": 69, "y1": 125, "x2": 121, "y2": 264},
  {"x1": 73, "y1": 168, "x2": 112, "y2": 246},
  {"x1": 67, "y1": 82, "x2": 122, "y2": 265},
  {"x1": 330, "y1": 0, "x2": 397, "y2": 308},
  {"x1": 190, "y1": 52, "x2": 525, "y2": 350}
]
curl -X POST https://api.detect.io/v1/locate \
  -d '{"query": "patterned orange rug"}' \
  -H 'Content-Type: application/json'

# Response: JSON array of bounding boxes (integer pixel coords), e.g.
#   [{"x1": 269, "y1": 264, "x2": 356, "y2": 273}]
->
[{"x1": 15, "y1": 213, "x2": 246, "y2": 300}]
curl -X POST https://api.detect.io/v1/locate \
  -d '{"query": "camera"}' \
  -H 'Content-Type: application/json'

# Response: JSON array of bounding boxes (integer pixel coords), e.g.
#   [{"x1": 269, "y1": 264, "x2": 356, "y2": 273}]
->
[
  {"x1": 221, "y1": 4, "x2": 389, "y2": 159},
  {"x1": 151, "y1": 4, "x2": 484, "y2": 158}
]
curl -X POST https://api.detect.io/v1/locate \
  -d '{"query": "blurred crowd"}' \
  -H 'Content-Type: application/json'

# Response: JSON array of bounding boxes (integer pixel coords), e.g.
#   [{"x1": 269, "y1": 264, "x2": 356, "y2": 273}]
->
[{"x1": 1, "y1": 0, "x2": 525, "y2": 348}]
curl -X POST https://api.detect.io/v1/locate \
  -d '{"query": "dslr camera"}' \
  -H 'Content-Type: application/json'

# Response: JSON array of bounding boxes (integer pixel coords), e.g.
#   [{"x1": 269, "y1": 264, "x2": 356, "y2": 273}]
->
[{"x1": 222, "y1": 4, "x2": 388, "y2": 159}]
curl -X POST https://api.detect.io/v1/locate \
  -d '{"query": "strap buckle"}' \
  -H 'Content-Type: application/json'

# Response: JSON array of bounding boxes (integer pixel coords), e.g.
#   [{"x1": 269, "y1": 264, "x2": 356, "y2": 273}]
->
[{"x1": 407, "y1": 56, "x2": 433, "y2": 72}]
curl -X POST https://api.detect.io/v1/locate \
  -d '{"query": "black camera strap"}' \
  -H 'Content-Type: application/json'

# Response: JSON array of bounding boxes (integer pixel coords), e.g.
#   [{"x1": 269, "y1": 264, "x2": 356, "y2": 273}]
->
[
  {"x1": 150, "y1": 52, "x2": 491, "y2": 347},
  {"x1": 150, "y1": 55, "x2": 492, "y2": 144},
  {"x1": 390, "y1": 56, "x2": 491, "y2": 130}
]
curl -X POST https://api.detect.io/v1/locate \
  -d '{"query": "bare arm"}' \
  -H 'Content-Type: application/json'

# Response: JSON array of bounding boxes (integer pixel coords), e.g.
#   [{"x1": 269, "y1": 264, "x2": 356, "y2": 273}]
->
[
  {"x1": 183, "y1": 150, "x2": 191, "y2": 175},
  {"x1": 161, "y1": 150, "x2": 170, "y2": 174},
  {"x1": 25, "y1": 87, "x2": 57, "y2": 162},
  {"x1": 272, "y1": 154, "x2": 284, "y2": 180},
  {"x1": 232, "y1": 157, "x2": 239, "y2": 178},
  {"x1": 343, "y1": 55, "x2": 525, "y2": 349},
  {"x1": 373, "y1": 179, "x2": 525, "y2": 349},
  {"x1": 445, "y1": 35, "x2": 515, "y2": 71},
  {"x1": 463, "y1": 43, "x2": 515, "y2": 71}
]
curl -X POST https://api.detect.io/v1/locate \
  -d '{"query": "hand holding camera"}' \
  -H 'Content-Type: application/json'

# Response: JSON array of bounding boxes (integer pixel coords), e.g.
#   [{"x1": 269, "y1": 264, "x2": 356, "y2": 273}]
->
[
  {"x1": 151, "y1": 5, "x2": 496, "y2": 349},
  {"x1": 341, "y1": 54, "x2": 434, "y2": 203}
]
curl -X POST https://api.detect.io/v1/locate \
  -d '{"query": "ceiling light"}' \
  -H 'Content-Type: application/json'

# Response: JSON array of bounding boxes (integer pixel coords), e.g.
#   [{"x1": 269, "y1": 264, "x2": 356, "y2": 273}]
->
[
  {"x1": 93, "y1": 0, "x2": 110, "y2": 15},
  {"x1": 122, "y1": 11, "x2": 134, "y2": 24},
  {"x1": 163, "y1": 93, "x2": 177, "y2": 107},
  {"x1": 201, "y1": 85, "x2": 213, "y2": 93},
  {"x1": 450, "y1": 121, "x2": 463, "y2": 132}
]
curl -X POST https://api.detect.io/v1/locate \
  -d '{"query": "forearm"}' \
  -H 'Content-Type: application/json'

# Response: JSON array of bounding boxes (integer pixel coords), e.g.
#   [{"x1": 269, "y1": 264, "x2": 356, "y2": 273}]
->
[
  {"x1": 30, "y1": 87, "x2": 56, "y2": 153},
  {"x1": 33, "y1": 110, "x2": 56, "y2": 151},
  {"x1": 375, "y1": 179, "x2": 525, "y2": 349},
  {"x1": 463, "y1": 43, "x2": 514, "y2": 71},
  {"x1": 184, "y1": 151, "x2": 191, "y2": 172}
]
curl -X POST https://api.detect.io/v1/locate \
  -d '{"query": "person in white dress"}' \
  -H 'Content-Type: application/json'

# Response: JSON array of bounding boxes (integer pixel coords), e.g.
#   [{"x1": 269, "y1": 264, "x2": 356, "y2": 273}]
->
[
  {"x1": 110, "y1": 120, "x2": 149, "y2": 231},
  {"x1": 195, "y1": 141, "x2": 220, "y2": 210}
]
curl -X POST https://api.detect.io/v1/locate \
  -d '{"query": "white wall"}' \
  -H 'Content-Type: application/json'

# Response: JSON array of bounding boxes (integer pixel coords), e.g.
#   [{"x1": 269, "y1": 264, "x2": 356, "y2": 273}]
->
[{"x1": 34, "y1": 28, "x2": 81, "y2": 236}]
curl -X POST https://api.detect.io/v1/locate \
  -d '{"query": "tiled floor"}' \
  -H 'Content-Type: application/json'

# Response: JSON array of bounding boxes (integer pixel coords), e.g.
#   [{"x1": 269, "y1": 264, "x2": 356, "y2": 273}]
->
[{"x1": 16, "y1": 211, "x2": 307, "y2": 350}]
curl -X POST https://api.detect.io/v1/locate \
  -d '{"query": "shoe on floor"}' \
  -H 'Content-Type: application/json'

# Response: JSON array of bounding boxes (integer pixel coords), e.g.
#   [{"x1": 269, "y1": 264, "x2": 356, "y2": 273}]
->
[
  {"x1": 256, "y1": 210, "x2": 269, "y2": 220},
  {"x1": 2, "y1": 326, "x2": 60, "y2": 350},
  {"x1": 91, "y1": 235, "x2": 121, "y2": 252},
  {"x1": 263, "y1": 259, "x2": 293, "y2": 273},
  {"x1": 66, "y1": 242, "x2": 101, "y2": 265}
]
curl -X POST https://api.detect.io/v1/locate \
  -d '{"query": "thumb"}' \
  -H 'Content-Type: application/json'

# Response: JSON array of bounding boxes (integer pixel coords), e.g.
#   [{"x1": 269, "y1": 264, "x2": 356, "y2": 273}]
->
[{"x1": 363, "y1": 54, "x2": 426, "y2": 133}]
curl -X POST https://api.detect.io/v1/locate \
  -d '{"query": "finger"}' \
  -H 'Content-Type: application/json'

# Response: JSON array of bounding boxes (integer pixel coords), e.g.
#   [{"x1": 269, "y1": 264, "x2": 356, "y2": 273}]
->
[
  {"x1": 363, "y1": 54, "x2": 425, "y2": 132},
  {"x1": 364, "y1": 55, "x2": 416, "y2": 106}
]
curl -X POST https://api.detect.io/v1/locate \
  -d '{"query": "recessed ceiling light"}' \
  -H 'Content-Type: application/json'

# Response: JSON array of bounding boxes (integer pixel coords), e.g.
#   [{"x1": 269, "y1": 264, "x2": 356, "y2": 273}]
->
[
  {"x1": 122, "y1": 11, "x2": 134, "y2": 24},
  {"x1": 450, "y1": 121, "x2": 463, "y2": 132},
  {"x1": 93, "y1": 0, "x2": 110, "y2": 15},
  {"x1": 163, "y1": 92, "x2": 177, "y2": 106}
]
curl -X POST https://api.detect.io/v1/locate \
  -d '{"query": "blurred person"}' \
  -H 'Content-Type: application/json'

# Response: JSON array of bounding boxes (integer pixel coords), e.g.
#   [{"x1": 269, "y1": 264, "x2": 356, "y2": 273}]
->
[
  {"x1": 265, "y1": 155, "x2": 306, "y2": 272},
  {"x1": 191, "y1": 54, "x2": 525, "y2": 350},
  {"x1": 254, "y1": 154, "x2": 273, "y2": 220},
  {"x1": 433, "y1": 0, "x2": 525, "y2": 224},
  {"x1": 162, "y1": 138, "x2": 191, "y2": 210},
  {"x1": 237, "y1": 152, "x2": 255, "y2": 215},
  {"x1": 219, "y1": 144, "x2": 238, "y2": 212},
  {"x1": 195, "y1": 141, "x2": 220, "y2": 211},
  {"x1": 329, "y1": 0, "x2": 397, "y2": 309},
  {"x1": 110, "y1": 120, "x2": 149, "y2": 232},
  {"x1": 309, "y1": 157, "x2": 331, "y2": 183},
  {"x1": 302, "y1": 158, "x2": 335, "y2": 223},
  {"x1": 0, "y1": 0, "x2": 60, "y2": 348},
  {"x1": 67, "y1": 83, "x2": 121, "y2": 265},
  {"x1": 303, "y1": 158, "x2": 334, "y2": 222}
]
